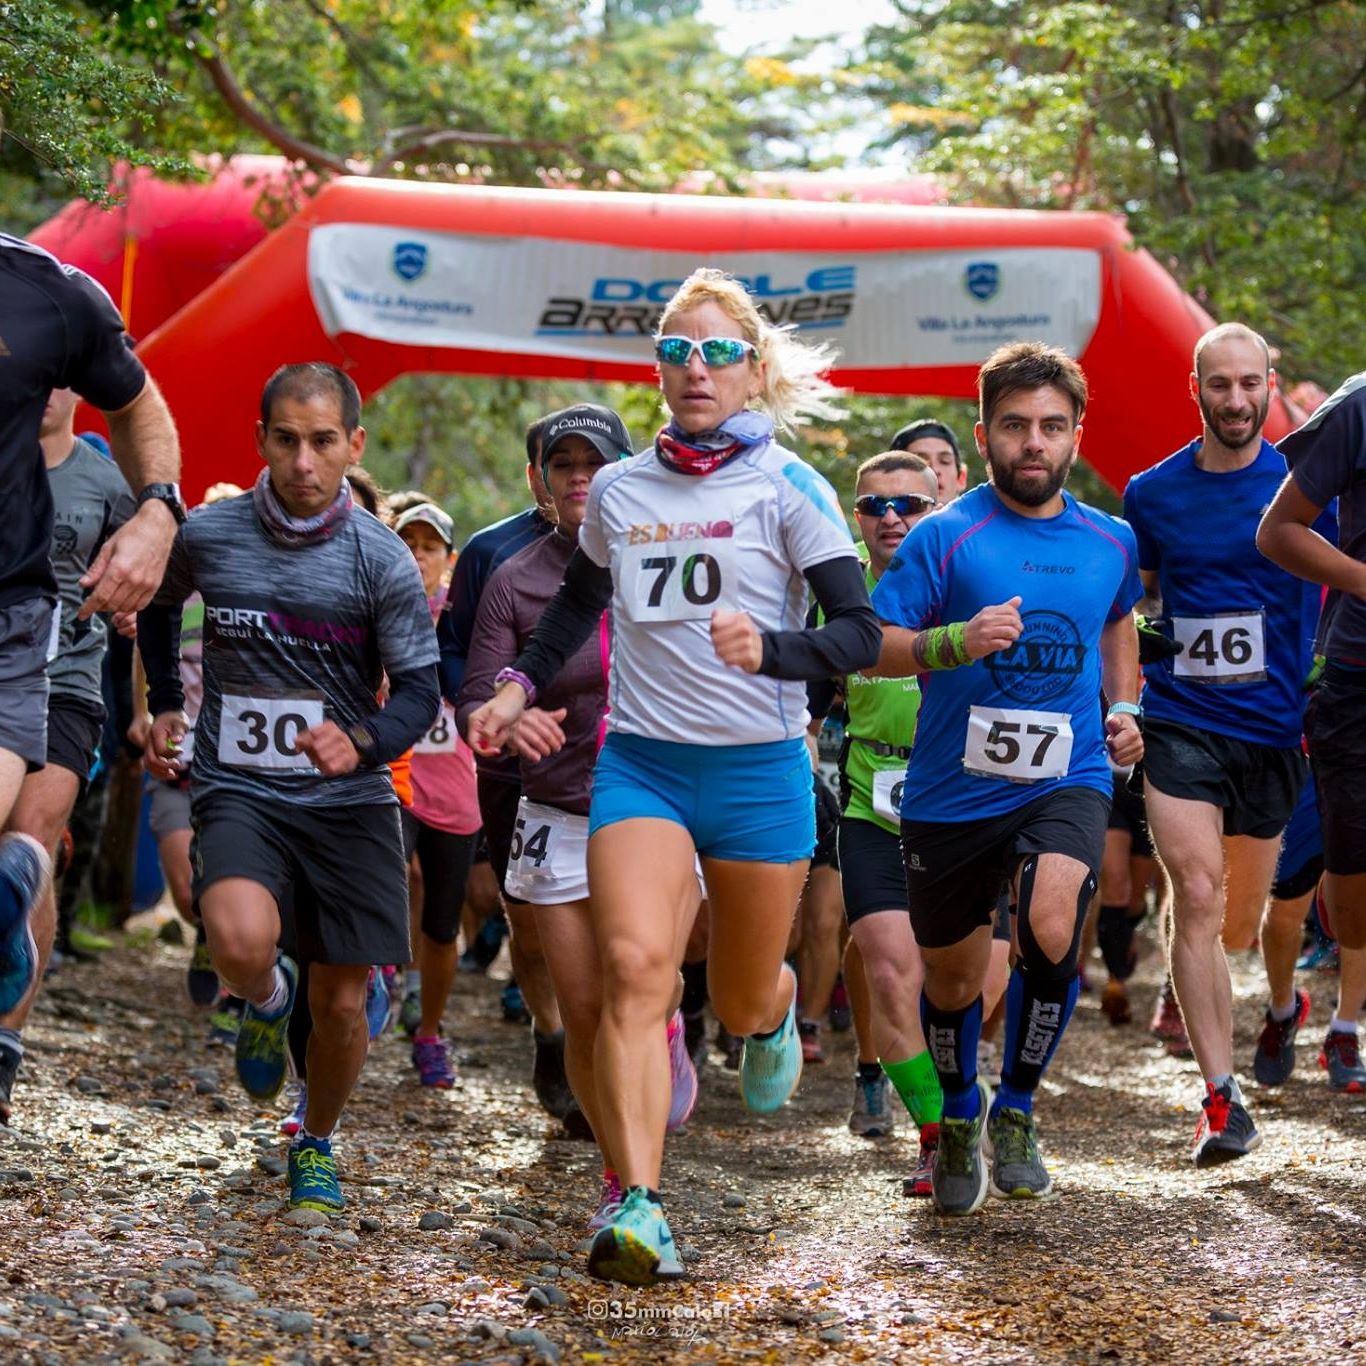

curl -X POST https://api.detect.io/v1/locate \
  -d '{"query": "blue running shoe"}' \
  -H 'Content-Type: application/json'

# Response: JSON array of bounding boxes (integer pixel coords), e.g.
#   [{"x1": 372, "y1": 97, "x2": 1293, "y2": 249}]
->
[
  {"x1": 364, "y1": 967, "x2": 390, "y2": 1041},
  {"x1": 739, "y1": 965, "x2": 802, "y2": 1114},
  {"x1": 0, "y1": 834, "x2": 48, "y2": 1015},
  {"x1": 587, "y1": 1187, "x2": 684, "y2": 1285},
  {"x1": 186, "y1": 926, "x2": 220, "y2": 1008},
  {"x1": 501, "y1": 979, "x2": 531, "y2": 1025},
  {"x1": 235, "y1": 955, "x2": 298, "y2": 1100},
  {"x1": 288, "y1": 1134, "x2": 344, "y2": 1211}
]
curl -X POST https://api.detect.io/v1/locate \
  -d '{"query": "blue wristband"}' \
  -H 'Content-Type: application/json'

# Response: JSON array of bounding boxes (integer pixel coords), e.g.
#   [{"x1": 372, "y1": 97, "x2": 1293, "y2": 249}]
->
[{"x1": 1107, "y1": 701, "x2": 1142, "y2": 719}]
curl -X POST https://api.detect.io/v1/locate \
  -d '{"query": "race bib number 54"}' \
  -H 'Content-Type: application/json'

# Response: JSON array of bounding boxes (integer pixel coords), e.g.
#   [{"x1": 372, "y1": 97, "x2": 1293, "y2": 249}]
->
[
  {"x1": 963, "y1": 706, "x2": 1073, "y2": 784},
  {"x1": 218, "y1": 694, "x2": 324, "y2": 770},
  {"x1": 619, "y1": 539, "x2": 737, "y2": 623}
]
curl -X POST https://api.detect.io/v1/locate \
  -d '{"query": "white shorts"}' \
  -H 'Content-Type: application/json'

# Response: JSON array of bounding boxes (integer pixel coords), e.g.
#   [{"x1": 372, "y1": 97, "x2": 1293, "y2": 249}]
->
[{"x1": 504, "y1": 798, "x2": 589, "y2": 905}]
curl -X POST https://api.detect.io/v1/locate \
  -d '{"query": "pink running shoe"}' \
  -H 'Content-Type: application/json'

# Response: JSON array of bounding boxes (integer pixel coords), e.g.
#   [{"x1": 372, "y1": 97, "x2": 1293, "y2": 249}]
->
[
  {"x1": 587, "y1": 1171, "x2": 623, "y2": 1231},
  {"x1": 412, "y1": 1035, "x2": 455, "y2": 1089},
  {"x1": 665, "y1": 1009, "x2": 698, "y2": 1133}
]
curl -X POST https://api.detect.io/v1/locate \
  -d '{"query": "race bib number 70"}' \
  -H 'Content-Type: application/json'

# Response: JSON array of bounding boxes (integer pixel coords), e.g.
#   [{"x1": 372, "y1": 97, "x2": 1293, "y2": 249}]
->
[
  {"x1": 619, "y1": 539, "x2": 737, "y2": 623},
  {"x1": 218, "y1": 694, "x2": 324, "y2": 770},
  {"x1": 963, "y1": 706, "x2": 1073, "y2": 784}
]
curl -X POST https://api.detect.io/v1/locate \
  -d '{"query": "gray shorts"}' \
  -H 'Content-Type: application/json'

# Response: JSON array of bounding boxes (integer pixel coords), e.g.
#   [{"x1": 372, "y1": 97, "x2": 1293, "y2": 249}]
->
[
  {"x1": 149, "y1": 779, "x2": 192, "y2": 841},
  {"x1": 0, "y1": 597, "x2": 56, "y2": 772}
]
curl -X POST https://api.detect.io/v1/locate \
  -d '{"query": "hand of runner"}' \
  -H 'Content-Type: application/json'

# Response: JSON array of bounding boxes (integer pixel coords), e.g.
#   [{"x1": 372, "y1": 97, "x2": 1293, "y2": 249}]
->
[
  {"x1": 964, "y1": 596, "x2": 1023, "y2": 659},
  {"x1": 145, "y1": 710, "x2": 189, "y2": 780},
  {"x1": 512, "y1": 707, "x2": 568, "y2": 761},
  {"x1": 1105, "y1": 712, "x2": 1144, "y2": 767},
  {"x1": 78, "y1": 501, "x2": 178, "y2": 619},
  {"x1": 127, "y1": 712, "x2": 152, "y2": 751},
  {"x1": 468, "y1": 683, "x2": 529, "y2": 756},
  {"x1": 294, "y1": 720, "x2": 362, "y2": 776},
  {"x1": 710, "y1": 608, "x2": 764, "y2": 673}
]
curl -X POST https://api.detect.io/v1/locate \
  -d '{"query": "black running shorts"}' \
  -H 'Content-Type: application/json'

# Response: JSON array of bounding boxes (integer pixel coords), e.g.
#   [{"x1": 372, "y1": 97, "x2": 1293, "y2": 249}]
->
[
  {"x1": 400, "y1": 808, "x2": 477, "y2": 946},
  {"x1": 1106, "y1": 768, "x2": 1153, "y2": 859},
  {"x1": 900, "y1": 787, "x2": 1109, "y2": 950},
  {"x1": 1142, "y1": 717, "x2": 1304, "y2": 840},
  {"x1": 1306, "y1": 675, "x2": 1366, "y2": 876},
  {"x1": 476, "y1": 773, "x2": 528, "y2": 904},
  {"x1": 46, "y1": 695, "x2": 104, "y2": 797},
  {"x1": 190, "y1": 791, "x2": 411, "y2": 965},
  {"x1": 837, "y1": 815, "x2": 905, "y2": 924}
]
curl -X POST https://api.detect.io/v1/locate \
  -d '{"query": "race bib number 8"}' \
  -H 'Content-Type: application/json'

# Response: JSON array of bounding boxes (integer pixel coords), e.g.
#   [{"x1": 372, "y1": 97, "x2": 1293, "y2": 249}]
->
[
  {"x1": 619, "y1": 539, "x2": 737, "y2": 623},
  {"x1": 1172, "y1": 612, "x2": 1266, "y2": 684},
  {"x1": 963, "y1": 706, "x2": 1073, "y2": 784},
  {"x1": 414, "y1": 702, "x2": 458, "y2": 754},
  {"x1": 218, "y1": 694, "x2": 324, "y2": 770},
  {"x1": 872, "y1": 767, "x2": 905, "y2": 822}
]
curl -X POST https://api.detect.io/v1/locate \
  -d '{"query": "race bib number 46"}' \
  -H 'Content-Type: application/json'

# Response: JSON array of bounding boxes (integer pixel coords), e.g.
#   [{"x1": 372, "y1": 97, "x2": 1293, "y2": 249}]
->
[
  {"x1": 619, "y1": 539, "x2": 737, "y2": 623},
  {"x1": 218, "y1": 694, "x2": 324, "y2": 770},
  {"x1": 1172, "y1": 611, "x2": 1266, "y2": 684},
  {"x1": 963, "y1": 706, "x2": 1073, "y2": 784}
]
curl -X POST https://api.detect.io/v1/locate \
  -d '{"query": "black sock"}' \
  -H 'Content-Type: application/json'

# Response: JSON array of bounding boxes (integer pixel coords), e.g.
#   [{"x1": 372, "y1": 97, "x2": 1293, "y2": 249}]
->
[
  {"x1": 627, "y1": 1185, "x2": 663, "y2": 1206},
  {"x1": 856, "y1": 1060, "x2": 881, "y2": 1084},
  {"x1": 1097, "y1": 904, "x2": 1138, "y2": 981},
  {"x1": 681, "y1": 959, "x2": 708, "y2": 1016}
]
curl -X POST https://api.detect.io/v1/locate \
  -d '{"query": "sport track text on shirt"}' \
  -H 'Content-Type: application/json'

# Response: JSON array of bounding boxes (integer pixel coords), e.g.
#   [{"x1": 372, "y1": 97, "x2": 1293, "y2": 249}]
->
[
  {"x1": 578, "y1": 440, "x2": 857, "y2": 746},
  {"x1": 154, "y1": 495, "x2": 438, "y2": 809},
  {"x1": 870, "y1": 484, "x2": 1142, "y2": 824}
]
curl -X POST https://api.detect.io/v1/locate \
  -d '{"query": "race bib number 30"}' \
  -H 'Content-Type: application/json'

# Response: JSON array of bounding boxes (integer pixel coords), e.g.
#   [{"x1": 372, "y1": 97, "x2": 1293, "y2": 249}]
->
[
  {"x1": 619, "y1": 539, "x2": 737, "y2": 623},
  {"x1": 963, "y1": 706, "x2": 1073, "y2": 784},
  {"x1": 218, "y1": 694, "x2": 324, "y2": 770},
  {"x1": 1172, "y1": 611, "x2": 1266, "y2": 684}
]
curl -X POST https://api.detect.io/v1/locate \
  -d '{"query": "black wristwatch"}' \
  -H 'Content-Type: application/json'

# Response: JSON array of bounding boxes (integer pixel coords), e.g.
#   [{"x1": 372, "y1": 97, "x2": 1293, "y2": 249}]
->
[
  {"x1": 348, "y1": 721, "x2": 380, "y2": 766},
  {"x1": 136, "y1": 482, "x2": 187, "y2": 525}
]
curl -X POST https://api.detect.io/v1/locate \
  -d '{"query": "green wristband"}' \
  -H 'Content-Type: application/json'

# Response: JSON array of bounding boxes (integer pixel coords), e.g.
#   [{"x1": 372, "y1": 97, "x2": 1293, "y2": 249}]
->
[{"x1": 921, "y1": 622, "x2": 971, "y2": 671}]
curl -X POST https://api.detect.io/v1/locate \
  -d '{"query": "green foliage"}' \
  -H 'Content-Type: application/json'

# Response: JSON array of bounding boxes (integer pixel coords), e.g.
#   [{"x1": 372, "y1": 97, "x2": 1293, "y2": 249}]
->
[
  {"x1": 856, "y1": 0, "x2": 1366, "y2": 388},
  {"x1": 0, "y1": 0, "x2": 189, "y2": 203}
]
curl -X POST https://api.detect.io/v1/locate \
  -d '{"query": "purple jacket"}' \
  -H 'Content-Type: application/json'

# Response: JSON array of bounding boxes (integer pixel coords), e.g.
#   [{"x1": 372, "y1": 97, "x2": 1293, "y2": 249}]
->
[{"x1": 456, "y1": 529, "x2": 608, "y2": 816}]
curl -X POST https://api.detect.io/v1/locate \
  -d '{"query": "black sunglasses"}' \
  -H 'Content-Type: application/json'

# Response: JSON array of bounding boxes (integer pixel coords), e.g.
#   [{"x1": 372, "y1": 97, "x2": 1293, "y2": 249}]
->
[{"x1": 854, "y1": 493, "x2": 937, "y2": 518}]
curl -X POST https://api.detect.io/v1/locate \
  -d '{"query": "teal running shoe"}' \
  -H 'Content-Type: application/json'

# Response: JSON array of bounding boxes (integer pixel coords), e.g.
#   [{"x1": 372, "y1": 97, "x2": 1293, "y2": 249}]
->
[
  {"x1": 0, "y1": 834, "x2": 48, "y2": 1015},
  {"x1": 739, "y1": 966, "x2": 802, "y2": 1114},
  {"x1": 398, "y1": 989, "x2": 422, "y2": 1037},
  {"x1": 587, "y1": 1187, "x2": 684, "y2": 1286},
  {"x1": 288, "y1": 1134, "x2": 344, "y2": 1212},
  {"x1": 364, "y1": 967, "x2": 390, "y2": 1041},
  {"x1": 235, "y1": 955, "x2": 297, "y2": 1100}
]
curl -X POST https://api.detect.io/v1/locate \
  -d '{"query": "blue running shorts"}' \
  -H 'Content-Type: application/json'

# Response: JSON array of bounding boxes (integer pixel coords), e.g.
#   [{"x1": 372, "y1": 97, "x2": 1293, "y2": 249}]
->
[{"x1": 589, "y1": 732, "x2": 815, "y2": 864}]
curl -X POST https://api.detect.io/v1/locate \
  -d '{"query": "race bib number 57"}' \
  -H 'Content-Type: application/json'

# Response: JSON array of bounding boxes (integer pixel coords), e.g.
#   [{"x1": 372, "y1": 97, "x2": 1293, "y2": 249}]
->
[
  {"x1": 619, "y1": 539, "x2": 737, "y2": 623},
  {"x1": 218, "y1": 694, "x2": 324, "y2": 770},
  {"x1": 963, "y1": 706, "x2": 1073, "y2": 784}
]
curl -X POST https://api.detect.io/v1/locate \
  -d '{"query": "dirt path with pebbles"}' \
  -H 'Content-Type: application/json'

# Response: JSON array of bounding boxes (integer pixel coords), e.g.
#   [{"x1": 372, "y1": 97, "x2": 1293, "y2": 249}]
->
[{"x1": 1, "y1": 925, "x2": 1363, "y2": 1365}]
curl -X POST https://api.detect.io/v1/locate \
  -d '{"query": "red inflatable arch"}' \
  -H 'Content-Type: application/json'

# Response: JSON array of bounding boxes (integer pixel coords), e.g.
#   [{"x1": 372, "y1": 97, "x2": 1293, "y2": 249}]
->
[{"x1": 41, "y1": 172, "x2": 1289, "y2": 502}]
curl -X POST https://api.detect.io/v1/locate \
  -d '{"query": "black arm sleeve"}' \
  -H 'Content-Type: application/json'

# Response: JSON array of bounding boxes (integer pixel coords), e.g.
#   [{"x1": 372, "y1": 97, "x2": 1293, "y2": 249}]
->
[
  {"x1": 759, "y1": 556, "x2": 882, "y2": 681},
  {"x1": 361, "y1": 664, "x2": 440, "y2": 765},
  {"x1": 807, "y1": 674, "x2": 840, "y2": 722},
  {"x1": 137, "y1": 603, "x2": 185, "y2": 717},
  {"x1": 512, "y1": 548, "x2": 614, "y2": 693}
]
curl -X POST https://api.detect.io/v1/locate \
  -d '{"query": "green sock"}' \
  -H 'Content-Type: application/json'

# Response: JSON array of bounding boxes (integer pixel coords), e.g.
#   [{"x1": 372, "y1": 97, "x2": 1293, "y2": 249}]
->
[{"x1": 881, "y1": 1050, "x2": 943, "y2": 1126}]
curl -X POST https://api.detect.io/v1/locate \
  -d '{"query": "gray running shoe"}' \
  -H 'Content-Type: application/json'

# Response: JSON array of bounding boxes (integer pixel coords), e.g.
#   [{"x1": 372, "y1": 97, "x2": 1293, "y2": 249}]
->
[
  {"x1": 931, "y1": 1081, "x2": 989, "y2": 1216},
  {"x1": 1321, "y1": 1028, "x2": 1366, "y2": 1094},
  {"x1": 988, "y1": 1105, "x2": 1053, "y2": 1199},
  {"x1": 848, "y1": 1072, "x2": 895, "y2": 1138},
  {"x1": 1252, "y1": 989, "x2": 1310, "y2": 1086}
]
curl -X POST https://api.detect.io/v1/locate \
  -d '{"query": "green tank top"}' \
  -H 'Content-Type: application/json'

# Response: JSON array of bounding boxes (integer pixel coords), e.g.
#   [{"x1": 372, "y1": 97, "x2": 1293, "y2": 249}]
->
[{"x1": 824, "y1": 562, "x2": 922, "y2": 835}]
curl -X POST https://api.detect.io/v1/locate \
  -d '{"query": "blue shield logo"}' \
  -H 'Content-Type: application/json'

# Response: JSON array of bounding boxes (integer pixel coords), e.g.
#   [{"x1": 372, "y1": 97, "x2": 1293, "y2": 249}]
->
[
  {"x1": 965, "y1": 261, "x2": 1000, "y2": 302},
  {"x1": 392, "y1": 241, "x2": 428, "y2": 282}
]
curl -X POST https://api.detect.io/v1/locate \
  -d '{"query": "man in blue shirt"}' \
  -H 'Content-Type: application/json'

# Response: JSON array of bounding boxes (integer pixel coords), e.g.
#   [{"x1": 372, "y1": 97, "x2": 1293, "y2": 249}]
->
[
  {"x1": 1124, "y1": 323, "x2": 1320, "y2": 1165},
  {"x1": 871, "y1": 342, "x2": 1143, "y2": 1216}
]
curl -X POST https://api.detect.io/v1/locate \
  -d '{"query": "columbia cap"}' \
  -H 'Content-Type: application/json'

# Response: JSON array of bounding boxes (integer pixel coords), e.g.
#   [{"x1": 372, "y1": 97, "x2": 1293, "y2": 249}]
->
[
  {"x1": 394, "y1": 502, "x2": 455, "y2": 548},
  {"x1": 540, "y1": 404, "x2": 634, "y2": 465}
]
